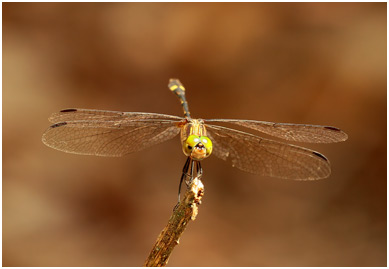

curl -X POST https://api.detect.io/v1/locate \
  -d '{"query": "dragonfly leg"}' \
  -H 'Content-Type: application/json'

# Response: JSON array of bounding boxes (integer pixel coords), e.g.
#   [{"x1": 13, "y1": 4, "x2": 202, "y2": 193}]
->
[
  {"x1": 186, "y1": 158, "x2": 195, "y2": 186},
  {"x1": 196, "y1": 161, "x2": 203, "y2": 179},
  {"x1": 174, "y1": 159, "x2": 202, "y2": 211},
  {"x1": 177, "y1": 157, "x2": 191, "y2": 204}
]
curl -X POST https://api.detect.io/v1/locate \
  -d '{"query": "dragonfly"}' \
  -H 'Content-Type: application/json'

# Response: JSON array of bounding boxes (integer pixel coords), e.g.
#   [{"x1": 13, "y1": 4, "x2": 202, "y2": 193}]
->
[{"x1": 42, "y1": 79, "x2": 348, "y2": 200}]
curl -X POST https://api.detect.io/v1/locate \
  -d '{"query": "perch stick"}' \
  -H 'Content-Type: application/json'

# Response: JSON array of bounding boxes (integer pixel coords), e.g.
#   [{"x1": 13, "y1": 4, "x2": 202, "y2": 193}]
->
[{"x1": 144, "y1": 177, "x2": 204, "y2": 267}]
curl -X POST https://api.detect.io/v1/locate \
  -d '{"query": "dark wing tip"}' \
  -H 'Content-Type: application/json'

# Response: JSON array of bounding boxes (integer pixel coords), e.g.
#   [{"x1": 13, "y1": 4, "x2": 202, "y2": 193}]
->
[
  {"x1": 312, "y1": 151, "x2": 328, "y2": 161},
  {"x1": 324, "y1": 126, "x2": 341, "y2": 131},
  {"x1": 42, "y1": 122, "x2": 68, "y2": 145},
  {"x1": 50, "y1": 122, "x2": 68, "y2": 128},
  {"x1": 324, "y1": 126, "x2": 348, "y2": 142},
  {"x1": 60, "y1": 108, "x2": 78, "y2": 113}
]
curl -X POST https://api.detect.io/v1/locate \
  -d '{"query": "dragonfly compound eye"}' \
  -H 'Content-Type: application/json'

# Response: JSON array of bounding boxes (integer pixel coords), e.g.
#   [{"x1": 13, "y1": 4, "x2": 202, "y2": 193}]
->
[
  {"x1": 184, "y1": 135, "x2": 213, "y2": 156},
  {"x1": 199, "y1": 136, "x2": 213, "y2": 157},
  {"x1": 183, "y1": 135, "x2": 213, "y2": 160},
  {"x1": 183, "y1": 135, "x2": 200, "y2": 155},
  {"x1": 182, "y1": 135, "x2": 212, "y2": 159}
]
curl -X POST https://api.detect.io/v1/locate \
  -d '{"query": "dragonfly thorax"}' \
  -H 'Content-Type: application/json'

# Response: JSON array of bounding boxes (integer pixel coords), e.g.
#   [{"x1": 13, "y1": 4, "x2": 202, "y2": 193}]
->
[{"x1": 179, "y1": 119, "x2": 206, "y2": 142}]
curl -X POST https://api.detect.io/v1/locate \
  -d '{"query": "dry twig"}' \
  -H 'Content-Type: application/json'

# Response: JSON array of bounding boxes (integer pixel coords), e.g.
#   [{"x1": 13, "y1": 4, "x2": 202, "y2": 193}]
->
[{"x1": 144, "y1": 177, "x2": 204, "y2": 267}]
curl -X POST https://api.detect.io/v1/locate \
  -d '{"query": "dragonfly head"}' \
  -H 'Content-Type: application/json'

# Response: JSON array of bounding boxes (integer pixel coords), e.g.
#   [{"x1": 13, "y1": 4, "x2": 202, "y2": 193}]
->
[{"x1": 183, "y1": 135, "x2": 213, "y2": 161}]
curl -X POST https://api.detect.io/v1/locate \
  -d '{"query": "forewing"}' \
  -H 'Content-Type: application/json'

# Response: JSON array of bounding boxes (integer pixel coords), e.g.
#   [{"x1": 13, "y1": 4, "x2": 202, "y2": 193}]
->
[
  {"x1": 206, "y1": 124, "x2": 331, "y2": 180},
  {"x1": 205, "y1": 119, "x2": 348, "y2": 143},
  {"x1": 42, "y1": 120, "x2": 180, "y2": 157},
  {"x1": 49, "y1": 108, "x2": 183, "y2": 123}
]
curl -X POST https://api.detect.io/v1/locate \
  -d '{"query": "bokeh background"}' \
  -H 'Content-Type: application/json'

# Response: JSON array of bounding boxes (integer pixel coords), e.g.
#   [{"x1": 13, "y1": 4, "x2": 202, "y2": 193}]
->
[{"x1": 3, "y1": 2, "x2": 386, "y2": 266}]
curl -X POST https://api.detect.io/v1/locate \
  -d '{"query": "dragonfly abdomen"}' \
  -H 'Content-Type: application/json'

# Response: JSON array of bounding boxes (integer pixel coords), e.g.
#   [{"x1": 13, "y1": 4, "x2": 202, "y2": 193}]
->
[{"x1": 169, "y1": 79, "x2": 191, "y2": 119}]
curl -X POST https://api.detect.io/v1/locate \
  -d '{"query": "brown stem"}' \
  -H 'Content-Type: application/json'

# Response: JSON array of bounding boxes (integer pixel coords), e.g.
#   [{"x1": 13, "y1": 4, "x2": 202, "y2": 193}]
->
[{"x1": 143, "y1": 177, "x2": 204, "y2": 267}]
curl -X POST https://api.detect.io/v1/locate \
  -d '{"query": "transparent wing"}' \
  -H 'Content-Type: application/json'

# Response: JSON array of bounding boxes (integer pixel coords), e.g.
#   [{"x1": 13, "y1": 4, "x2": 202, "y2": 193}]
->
[
  {"x1": 42, "y1": 120, "x2": 180, "y2": 157},
  {"x1": 205, "y1": 119, "x2": 348, "y2": 143},
  {"x1": 206, "y1": 124, "x2": 331, "y2": 180},
  {"x1": 48, "y1": 108, "x2": 183, "y2": 123}
]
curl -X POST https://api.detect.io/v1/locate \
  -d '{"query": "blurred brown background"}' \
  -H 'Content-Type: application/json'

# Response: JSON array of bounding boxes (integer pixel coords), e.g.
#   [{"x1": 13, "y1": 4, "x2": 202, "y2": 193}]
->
[{"x1": 3, "y1": 2, "x2": 386, "y2": 266}]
